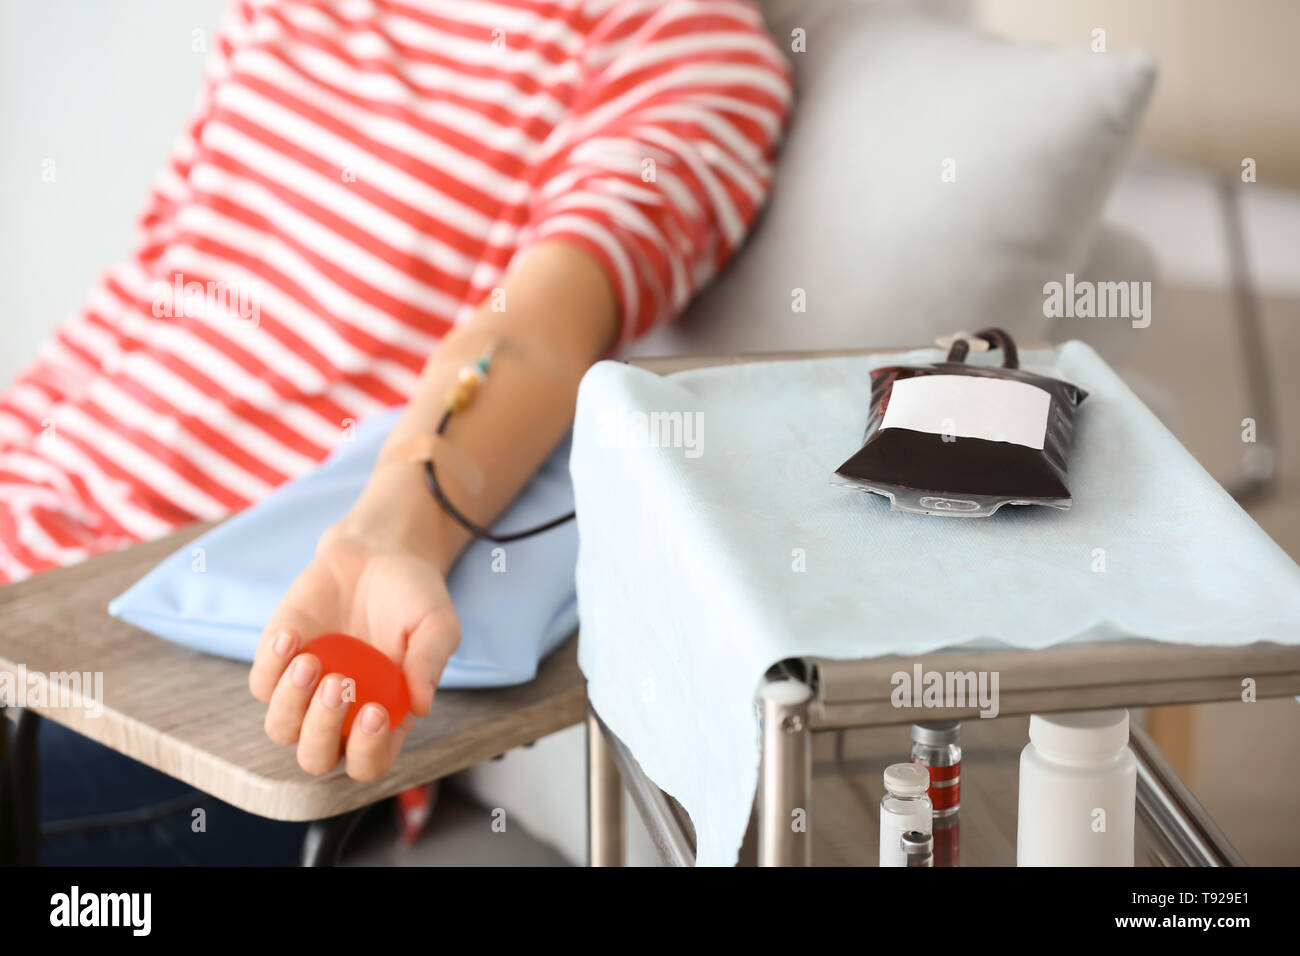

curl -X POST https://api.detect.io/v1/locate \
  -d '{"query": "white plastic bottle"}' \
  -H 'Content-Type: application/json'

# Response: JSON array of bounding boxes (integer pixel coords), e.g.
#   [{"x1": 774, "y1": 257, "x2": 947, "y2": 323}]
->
[
  {"x1": 1017, "y1": 709, "x2": 1137, "y2": 867},
  {"x1": 879, "y1": 763, "x2": 932, "y2": 867}
]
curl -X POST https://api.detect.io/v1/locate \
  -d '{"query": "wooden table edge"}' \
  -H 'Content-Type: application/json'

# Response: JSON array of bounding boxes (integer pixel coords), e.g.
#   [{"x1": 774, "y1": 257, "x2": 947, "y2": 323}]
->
[{"x1": 5, "y1": 652, "x2": 588, "y2": 822}]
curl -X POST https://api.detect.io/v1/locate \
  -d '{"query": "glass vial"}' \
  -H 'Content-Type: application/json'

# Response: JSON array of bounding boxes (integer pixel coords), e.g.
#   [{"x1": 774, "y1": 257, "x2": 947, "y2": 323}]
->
[
  {"x1": 901, "y1": 830, "x2": 933, "y2": 867},
  {"x1": 880, "y1": 763, "x2": 932, "y2": 867},
  {"x1": 932, "y1": 815, "x2": 960, "y2": 868},
  {"x1": 910, "y1": 721, "x2": 961, "y2": 817}
]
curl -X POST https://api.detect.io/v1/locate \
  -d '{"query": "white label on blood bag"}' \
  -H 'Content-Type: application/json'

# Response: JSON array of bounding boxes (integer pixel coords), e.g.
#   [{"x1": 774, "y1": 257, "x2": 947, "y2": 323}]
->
[{"x1": 880, "y1": 374, "x2": 1051, "y2": 450}]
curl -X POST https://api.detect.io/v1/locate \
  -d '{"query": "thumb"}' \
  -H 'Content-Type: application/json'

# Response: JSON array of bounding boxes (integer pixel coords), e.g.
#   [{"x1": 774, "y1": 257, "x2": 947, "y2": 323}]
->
[{"x1": 402, "y1": 609, "x2": 461, "y2": 716}]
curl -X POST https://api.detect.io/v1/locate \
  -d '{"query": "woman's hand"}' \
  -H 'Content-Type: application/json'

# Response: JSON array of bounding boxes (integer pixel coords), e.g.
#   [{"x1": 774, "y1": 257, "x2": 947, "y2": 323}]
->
[{"x1": 248, "y1": 495, "x2": 461, "y2": 781}]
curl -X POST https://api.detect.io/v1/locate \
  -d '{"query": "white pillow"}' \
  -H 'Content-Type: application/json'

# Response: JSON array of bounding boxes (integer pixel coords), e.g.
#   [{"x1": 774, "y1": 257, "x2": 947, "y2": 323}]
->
[{"x1": 629, "y1": 0, "x2": 1156, "y2": 356}]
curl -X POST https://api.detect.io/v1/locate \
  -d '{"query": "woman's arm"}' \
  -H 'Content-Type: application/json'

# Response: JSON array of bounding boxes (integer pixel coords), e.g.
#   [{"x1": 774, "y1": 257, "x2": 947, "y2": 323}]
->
[
  {"x1": 248, "y1": 240, "x2": 616, "y2": 781},
  {"x1": 344, "y1": 239, "x2": 618, "y2": 578},
  {"x1": 249, "y1": 0, "x2": 790, "y2": 781}
]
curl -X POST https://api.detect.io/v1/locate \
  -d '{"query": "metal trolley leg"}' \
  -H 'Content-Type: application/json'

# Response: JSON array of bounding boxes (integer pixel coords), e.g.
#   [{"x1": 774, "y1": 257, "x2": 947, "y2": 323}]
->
[
  {"x1": 0, "y1": 707, "x2": 41, "y2": 866},
  {"x1": 300, "y1": 806, "x2": 368, "y2": 867},
  {"x1": 586, "y1": 704, "x2": 624, "y2": 867},
  {"x1": 757, "y1": 675, "x2": 813, "y2": 866}
]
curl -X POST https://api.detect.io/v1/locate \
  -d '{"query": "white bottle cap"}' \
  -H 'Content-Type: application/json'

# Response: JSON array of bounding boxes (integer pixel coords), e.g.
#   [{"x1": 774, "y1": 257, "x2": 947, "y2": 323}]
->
[
  {"x1": 883, "y1": 762, "x2": 930, "y2": 796},
  {"x1": 1029, "y1": 709, "x2": 1129, "y2": 758}
]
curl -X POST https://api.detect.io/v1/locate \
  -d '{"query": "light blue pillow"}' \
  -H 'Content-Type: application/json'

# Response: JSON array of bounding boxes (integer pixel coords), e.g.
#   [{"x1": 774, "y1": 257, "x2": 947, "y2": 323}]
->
[{"x1": 108, "y1": 408, "x2": 578, "y2": 688}]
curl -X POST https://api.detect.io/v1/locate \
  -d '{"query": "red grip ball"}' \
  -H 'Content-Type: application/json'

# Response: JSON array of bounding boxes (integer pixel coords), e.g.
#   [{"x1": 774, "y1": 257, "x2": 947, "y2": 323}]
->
[{"x1": 299, "y1": 633, "x2": 410, "y2": 737}]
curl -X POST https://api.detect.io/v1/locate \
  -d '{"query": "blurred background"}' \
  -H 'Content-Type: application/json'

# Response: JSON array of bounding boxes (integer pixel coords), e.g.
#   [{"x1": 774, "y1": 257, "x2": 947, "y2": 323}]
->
[{"x1": 3, "y1": 0, "x2": 1297, "y2": 864}]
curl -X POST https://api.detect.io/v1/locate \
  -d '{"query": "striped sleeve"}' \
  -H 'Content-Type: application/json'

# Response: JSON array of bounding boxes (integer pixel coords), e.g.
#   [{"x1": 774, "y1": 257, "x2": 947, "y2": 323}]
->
[{"x1": 517, "y1": 0, "x2": 792, "y2": 344}]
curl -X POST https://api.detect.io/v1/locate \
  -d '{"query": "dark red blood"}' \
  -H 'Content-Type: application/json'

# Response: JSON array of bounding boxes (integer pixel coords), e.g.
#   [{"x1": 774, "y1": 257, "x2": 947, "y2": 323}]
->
[{"x1": 300, "y1": 633, "x2": 410, "y2": 737}]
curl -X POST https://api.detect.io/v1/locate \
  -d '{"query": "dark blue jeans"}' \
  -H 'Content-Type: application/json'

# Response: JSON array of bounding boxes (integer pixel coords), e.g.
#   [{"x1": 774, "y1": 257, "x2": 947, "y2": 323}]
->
[{"x1": 37, "y1": 718, "x2": 308, "y2": 866}]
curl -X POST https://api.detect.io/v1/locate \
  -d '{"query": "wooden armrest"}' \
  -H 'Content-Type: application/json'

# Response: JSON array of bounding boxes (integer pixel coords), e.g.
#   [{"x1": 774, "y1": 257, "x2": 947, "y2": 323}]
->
[{"x1": 0, "y1": 525, "x2": 584, "y2": 821}]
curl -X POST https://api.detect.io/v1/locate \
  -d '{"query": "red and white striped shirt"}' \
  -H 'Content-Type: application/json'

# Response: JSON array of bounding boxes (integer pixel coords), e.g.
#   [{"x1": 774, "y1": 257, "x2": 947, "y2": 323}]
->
[{"x1": 0, "y1": 0, "x2": 791, "y2": 582}]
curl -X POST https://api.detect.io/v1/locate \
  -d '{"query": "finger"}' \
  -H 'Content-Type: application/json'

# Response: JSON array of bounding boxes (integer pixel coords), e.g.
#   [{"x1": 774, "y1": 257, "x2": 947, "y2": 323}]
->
[
  {"x1": 250, "y1": 625, "x2": 303, "y2": 702},
  {"x1": 344, "y1": 705, "x2": 411, "y2": 782},
  {"x1": 297, "y1": 673, "x2": 349, "y2": 776},
  {"x1": 263, "y1": 653, "x2": 321, "y2": 746},
  {"x1": 251, "y1": 564, "x2": 337, "y2": 701},
  {"x1": 403, "y1": 611, "x2": 460, "y2": 717}
]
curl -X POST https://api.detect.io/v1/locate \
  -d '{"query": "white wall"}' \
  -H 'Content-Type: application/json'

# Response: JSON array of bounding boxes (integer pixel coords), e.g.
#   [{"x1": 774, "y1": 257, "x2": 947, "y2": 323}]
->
[
  {"x1": 0, "y1": 0, "x2": 226, "y2": 389},
  {"x1": 976, "y1": 0, "x2": 1300, "y2": 185}
]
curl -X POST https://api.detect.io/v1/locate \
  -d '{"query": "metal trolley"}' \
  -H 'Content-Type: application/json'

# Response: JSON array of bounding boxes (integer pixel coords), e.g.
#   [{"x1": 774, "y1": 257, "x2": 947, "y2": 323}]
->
[{"x1": 584, "y1": 349, "x2": 1299, "y2": 867}]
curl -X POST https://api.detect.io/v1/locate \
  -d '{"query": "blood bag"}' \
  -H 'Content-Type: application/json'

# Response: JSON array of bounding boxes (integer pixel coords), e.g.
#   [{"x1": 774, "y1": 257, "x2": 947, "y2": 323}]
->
[{"x1": 832, "y1": 329, "x2": 1088, "y2": 517}]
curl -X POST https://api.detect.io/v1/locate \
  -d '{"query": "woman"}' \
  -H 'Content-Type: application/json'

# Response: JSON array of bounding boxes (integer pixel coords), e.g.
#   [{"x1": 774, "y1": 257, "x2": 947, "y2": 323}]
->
[{"x1": 3, "y1": 0, "x2": 790, "y2": 860}]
